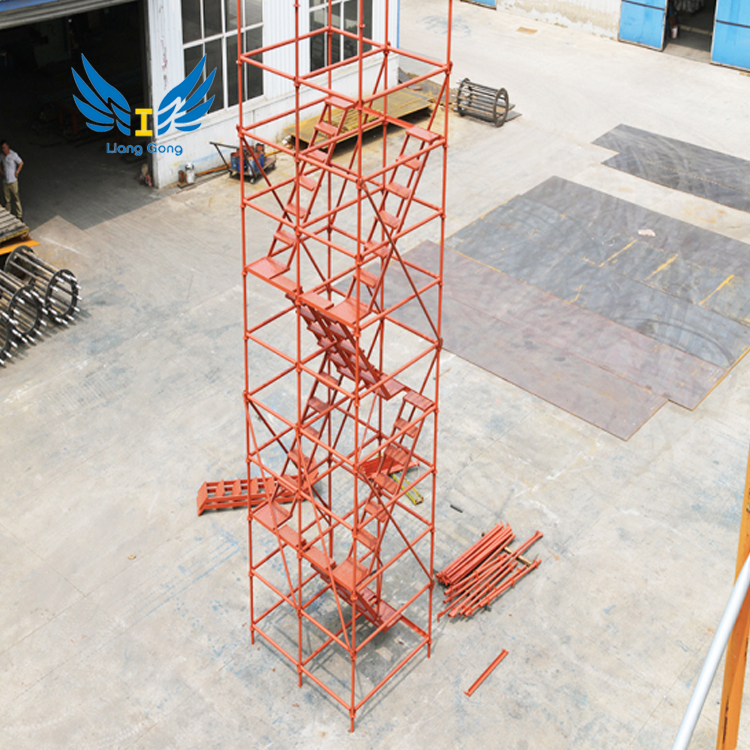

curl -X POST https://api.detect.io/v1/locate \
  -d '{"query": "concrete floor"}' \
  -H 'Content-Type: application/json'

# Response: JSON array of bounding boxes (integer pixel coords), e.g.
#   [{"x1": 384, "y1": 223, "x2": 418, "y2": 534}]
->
[{"x1": 4, "y1": 3, "x2": 750, "y2": 748}]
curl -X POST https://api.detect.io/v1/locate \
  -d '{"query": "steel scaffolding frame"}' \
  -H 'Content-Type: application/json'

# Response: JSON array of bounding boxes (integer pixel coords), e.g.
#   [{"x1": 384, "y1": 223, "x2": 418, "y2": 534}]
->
[{"x1": 235, "y1": 0, "x2": 452, "y2": 729}]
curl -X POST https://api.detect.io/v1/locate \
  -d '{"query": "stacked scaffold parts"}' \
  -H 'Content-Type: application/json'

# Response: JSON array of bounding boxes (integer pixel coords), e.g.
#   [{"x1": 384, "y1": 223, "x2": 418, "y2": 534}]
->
[
  {"x1": 436, "y1": 522, "x2": 543, "y2": 619},
  {"x1": 6, "y1": 245, "x2": 80, "y2": 325},
  {"x1": 0, "y1": 245, "x2": 81, "y2": 365}
]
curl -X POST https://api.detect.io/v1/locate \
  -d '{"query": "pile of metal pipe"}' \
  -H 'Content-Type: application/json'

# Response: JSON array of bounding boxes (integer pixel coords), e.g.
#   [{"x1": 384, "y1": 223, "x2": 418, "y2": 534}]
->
[
  {"x1": 5, "y1": 245, "x2": 80, "y2": 325},
  {"x1": 436, "y1": 523, "x2": 542, "y2": 619},
  {"x1": 0, "y1": 270, "x2": 44, "y2": 359}
]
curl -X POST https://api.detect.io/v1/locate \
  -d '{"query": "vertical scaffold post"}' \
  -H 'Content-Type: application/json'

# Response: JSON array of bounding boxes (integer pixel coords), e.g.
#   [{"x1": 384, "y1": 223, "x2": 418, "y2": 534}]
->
[{"x1": 716, "y1": 440, "x2": 750, "y2": 750}]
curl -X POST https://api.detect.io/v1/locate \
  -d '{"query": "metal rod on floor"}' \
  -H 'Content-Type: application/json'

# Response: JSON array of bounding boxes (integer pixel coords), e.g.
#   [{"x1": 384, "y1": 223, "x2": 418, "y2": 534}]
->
[
  {"x1": 673, "y1": 551, "x2": 750, "y2": 750},
  {"x1": 465, "y1": 649, "x2": 509, "y2": 697}
]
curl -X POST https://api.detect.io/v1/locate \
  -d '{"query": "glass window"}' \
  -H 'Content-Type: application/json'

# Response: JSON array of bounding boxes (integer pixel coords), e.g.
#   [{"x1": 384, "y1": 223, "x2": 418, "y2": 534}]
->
[
  {"x1": 225, "y1": 0, "x2": 237, "y2": 34},
  {"x1": 181, "y1": 0, "x2": 264, "y2": 115},
  {"x1": 244, "y1": 26, "x2": 263, "y2": 101},
  {"x1": 244, "y1": 0, "x2": 262, "y2": 27},
  {"x1": 205, "y1": 38, "x2": 224, "y2": 112},
  {"x1": 184, "y1": 45, "x2": 204, "y2": 84},
  {"x1": 182, "y1": 0, "x2": 201, "y2": 44},
  {"x1": 226, "y1": 33, "x2": 239, "y2": 108},
  {"x1": 203, "y1": 0, "x2": 222, "y2": 38},
  {"x1": 309, "y1": 0, "x2": 372, "y2": 71},
  {"x1": 310, "y1": 8, "x2": 327, "y2": 72}
]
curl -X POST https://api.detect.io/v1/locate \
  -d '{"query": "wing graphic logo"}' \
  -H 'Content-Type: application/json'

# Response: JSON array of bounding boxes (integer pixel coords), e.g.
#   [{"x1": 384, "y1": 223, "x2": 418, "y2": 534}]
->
[
  {"x1": 72, "y1": 55, "x2": 131, "y2": 135},
  {"x1": 71, "y1": 55, "x2": 216, "y2": 138},
  {"x1": 157, "y1": 55, "x2": 216, "y2": 136}
]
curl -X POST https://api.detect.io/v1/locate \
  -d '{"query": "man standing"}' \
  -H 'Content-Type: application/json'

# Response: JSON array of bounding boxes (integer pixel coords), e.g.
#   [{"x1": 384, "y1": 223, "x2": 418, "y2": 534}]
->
[{"x1": 1, "y1": 140, "x2": 23, "y2": 222}]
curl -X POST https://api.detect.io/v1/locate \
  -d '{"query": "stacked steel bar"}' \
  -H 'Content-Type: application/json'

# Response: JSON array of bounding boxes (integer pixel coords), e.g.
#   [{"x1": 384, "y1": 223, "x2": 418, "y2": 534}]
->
[{"x1": 437, "y1": 524, "x2": 542, "y2": 619}]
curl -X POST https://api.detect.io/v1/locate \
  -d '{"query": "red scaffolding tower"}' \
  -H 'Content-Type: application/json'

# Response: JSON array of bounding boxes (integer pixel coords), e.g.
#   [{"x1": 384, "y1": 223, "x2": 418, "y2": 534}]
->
[{"x1": 227, "y1": 0, "x2": 452, "y2": 729}]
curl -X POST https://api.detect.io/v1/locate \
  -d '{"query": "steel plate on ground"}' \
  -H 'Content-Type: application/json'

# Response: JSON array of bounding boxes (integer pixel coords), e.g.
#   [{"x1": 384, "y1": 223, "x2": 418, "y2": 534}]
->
[{"x1": 594, "y1": 124, "x2": 750, "y2": 212}]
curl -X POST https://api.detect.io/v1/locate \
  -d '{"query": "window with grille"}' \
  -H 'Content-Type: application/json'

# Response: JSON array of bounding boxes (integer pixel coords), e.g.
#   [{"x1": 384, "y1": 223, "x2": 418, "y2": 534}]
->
[
  {"x1": 181, "y1": 0, "x2": 263, "y2": 112},
  {"x1": 309, "y1": 0, "x2": 373, "y2": 72}
]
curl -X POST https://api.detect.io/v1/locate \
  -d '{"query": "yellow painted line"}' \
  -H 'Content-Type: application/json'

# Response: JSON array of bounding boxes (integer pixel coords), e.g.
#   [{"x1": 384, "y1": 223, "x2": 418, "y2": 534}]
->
[
  {"x1": 570, "y1": 285, "x2": 583, "y2": 303},
  {"x1": 645, "y1": 253, "x2": 678, "y2": 281},
  {"x1": 700, "y1": 274, "x2": 735, "y2": 306},
  {"x1": 601, "y1": 238, "x2": 637, "y2": 267}
]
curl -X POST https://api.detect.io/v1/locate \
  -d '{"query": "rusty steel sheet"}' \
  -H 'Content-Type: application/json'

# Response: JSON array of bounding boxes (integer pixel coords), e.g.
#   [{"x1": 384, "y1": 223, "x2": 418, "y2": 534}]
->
[
  {"x1": 384, "y1": 244, "x2": 666, "y2": 439},
  {"x1": 507, "y1": 179, "x2": 750, "y2": 327},
  {"x1": 481, "y1": 192, "x2": 750, "y2": 326},
  {"x1": 602, "y1": 152, "x2": 750, "y2": 214},
  {"x1": 440, "y1": 290, "x2": 667, "y2": 439},
  {"x1": 524, "y1": 177, "x2": 750, "y2": 271},
  {"x1": 594, "y1": 124, "x2": 750, "y2": 213},
  {"x1": 482, "y1": 196, "x2": 633, "y2": 266},
  {"x1": 445, "y1": 215, "x2": 750, "y2": 369},
  {"x1": 402, "y1": 241, "x2": 725, "y2": 410}
]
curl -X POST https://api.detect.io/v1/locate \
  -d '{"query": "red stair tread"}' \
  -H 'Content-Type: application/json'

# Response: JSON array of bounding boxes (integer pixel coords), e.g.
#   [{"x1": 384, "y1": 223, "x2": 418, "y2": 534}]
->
[
  {"x1": 360, "y1": 587, "x2": 399, "y2": 627},
  {"x1": 406, "y1": 125, "x2": 440, "y2": 143},
  {"x1": 300, "y1": 291, "x2": 334, "y2": 311},
  {"x1": 253, "y1": 501, "x2": 291, "y2": 529},
  {"x1": 355, "y1": 268, "x2": 379, "y2": 288},
  {"x1": 384, "y1": 444, "x2": 410, "y2": 464},
  {"x1": 307, "y1": 149, "x2": 329, "y2": 163},
  {"x1": 386, "y1": 182, "x2": 412, "y2": 200},
  {"x1": 279, "y1": 525, "x2": 304, "y2": 548},
  {"x1": 299, "y1": 174, "x2": 317, "y2": 191},
  {"x1": 328, "y1": 297, "x2": 369, "y2": 326},
  {"x1": 274, "y1": 229, "x2": 296, "y2": 246},
  {"x1": 373, "y1": 472, "x2": 399, "y2": 496},
  {"x1": 285, "y1": 201, "x2": 307, "y2": 216},
  {"x1": 299, "y1": 305, "x2": 316, "y2": 323},
  {"x1": 315, "y1": 121, "x2": 338, "y2": 136},
  {"x1": 248, "y1": 256, "x2": 287, "y2": 279},
  {"x1": 364, "y1": 499, "x2": 387, "y2": 522},
  {"x1": 355, "y1": 528, "x2": 379, "y2": 551},
  {"x1": 289, "y1": 448, "x2": 314, "y2": 473},
  {"x1": 270, "y1": 273, "x2": 296, "y2": 293},
  {"x1": 307, "y1": 396, "x2": 328, "y2": 413},
  {"x1": 377, "y1": 377, "x2": 406, "y2": 400},
  {"x1": 318, "y1": 372, "x2": 338, "y2": 388},
  {"x1": 304, "y1": 544, "x2": 333, "y2": 572},
  {"x1": 332, "y1": 557, "x2": 368, "y2": 592},
  {"x1": 308, "y1": 322, "x2": 325, "y2": 339},
  {"x1": 379, "y1": 210, "x2": 400, "y2": 229},
  {"x1": 394, "y1": 417, "x2": 419, "y2": 438},
  {"x1": 326, "y1": 95, "x2": 353, "y2": 109},
  {"x1": 403, "y1": 389, "x2": 434, "y2": 411}
]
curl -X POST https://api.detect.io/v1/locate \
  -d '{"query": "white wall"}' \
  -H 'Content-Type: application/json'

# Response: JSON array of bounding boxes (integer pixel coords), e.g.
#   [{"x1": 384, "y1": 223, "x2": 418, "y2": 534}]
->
[
  {"x1": 146, "y1": 0, "x2": 401, "y2": 187},
  {"x1": 496, "y1": 0, "x2": 621, "y2": 38}
]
